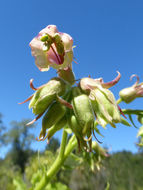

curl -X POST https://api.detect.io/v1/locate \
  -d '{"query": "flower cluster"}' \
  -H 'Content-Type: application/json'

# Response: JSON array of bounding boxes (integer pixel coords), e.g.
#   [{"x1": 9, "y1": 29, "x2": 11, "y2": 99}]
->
[
  {"x1": 20, "y1": 75, "x2": 122, "y2": 151},
  {"x1": 20, "y1": 25, "x2": 130, "y2": 152}
]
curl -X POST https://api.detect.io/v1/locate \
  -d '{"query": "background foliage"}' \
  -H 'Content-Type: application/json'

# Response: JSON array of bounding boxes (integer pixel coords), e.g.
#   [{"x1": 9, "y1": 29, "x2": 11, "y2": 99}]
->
[{"x1": 0, "y1": 114, "x2": 143, "y2": 190}]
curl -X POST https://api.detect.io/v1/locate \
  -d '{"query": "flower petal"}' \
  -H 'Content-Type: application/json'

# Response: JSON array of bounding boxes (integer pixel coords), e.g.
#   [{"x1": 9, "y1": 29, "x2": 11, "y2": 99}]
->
[{"x1": 30, "y1": 38, "x2": 50, "y2": 71}]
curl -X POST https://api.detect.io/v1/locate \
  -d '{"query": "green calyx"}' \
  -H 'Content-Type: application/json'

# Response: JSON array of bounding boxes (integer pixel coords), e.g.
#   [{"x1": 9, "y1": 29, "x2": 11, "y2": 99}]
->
[
  {"x1": 90, "y1": 88, "x2": 120, "y2": 128},
  {"x1": 119, "y1": 87, "x2": 137, "y2": 103},
  {"x1": 39, "y1": 102, "x2": 67, "y2": 139},
  {"x1": 58, "y1": 67, "x2": 75, "y2": 85},
  {"x1": 68, "y1": 113, "x2": 88, "y2": 150},
  {"x1": 72, "y1": 87, "x2": 95, "y2": 136},
  {"x1": 47, "y1": 116, "x2": 67, "y2": 140},
  {"x1": 29, "y1": 77, "x2": 67, "y2": 115}
]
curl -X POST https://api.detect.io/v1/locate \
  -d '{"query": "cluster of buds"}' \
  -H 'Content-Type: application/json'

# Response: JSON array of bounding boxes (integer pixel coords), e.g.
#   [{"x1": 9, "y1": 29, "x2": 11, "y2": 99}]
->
[
  {"x1": 20, "y1": 72, "x2": 122, "y2": 151},
  {"x1": 20, "y1": 25, "x2": 129, "y2": 152}
]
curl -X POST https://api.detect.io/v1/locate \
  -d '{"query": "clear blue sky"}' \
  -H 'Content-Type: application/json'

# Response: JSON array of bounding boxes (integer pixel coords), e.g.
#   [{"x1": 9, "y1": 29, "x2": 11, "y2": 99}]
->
[{"x1": 1, "y1": 0, "x2": 143, "y2": 157}]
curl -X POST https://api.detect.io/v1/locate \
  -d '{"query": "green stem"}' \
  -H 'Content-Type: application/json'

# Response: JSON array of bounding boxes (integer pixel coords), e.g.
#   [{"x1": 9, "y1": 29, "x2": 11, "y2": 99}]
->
[
  {"x1": 34, "y1": 132, "x2": 77, "y2": 190},
  {"x1": 64, "y1": 135, "x2": 77, "y2": 160},
  {"x1": 116, "y1": 98, "x2": 122, "y2": 104}
]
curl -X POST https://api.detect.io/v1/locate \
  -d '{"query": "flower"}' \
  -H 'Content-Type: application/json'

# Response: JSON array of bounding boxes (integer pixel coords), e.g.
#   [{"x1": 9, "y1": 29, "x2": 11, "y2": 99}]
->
[
  {"x1": 30, "y1": 25, "x2": 73, "y2": 71},
  {"x1": 119, "y1": 75, "x2": 143, "y2": 103},
  {"x1": 80, "y1": 72, "x2": 121, "y2": 128}
]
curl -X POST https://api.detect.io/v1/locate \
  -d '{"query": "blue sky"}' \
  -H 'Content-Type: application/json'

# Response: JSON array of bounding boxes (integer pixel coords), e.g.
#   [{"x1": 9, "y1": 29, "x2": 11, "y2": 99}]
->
[{"x1": 1, "y1": 0, "x2": 143, "y2": 157}]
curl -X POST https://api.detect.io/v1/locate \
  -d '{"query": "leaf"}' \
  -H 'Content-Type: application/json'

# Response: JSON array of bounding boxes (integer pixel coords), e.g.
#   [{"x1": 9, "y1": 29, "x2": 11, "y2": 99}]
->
[
  {"x1": 128, "y1": 115, "x2": 138, "y2": 128},
  {"x1": 13, "y1": 178, "x2": 27, "y2": 190},
  {"x1": 120, "y1": 117, "x2": 131, "y2": 127}
]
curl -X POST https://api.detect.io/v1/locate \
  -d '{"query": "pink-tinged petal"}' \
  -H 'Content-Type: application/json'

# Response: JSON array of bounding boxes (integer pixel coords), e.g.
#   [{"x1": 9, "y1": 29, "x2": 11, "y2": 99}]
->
[
  {"x1": 39, "y1": 25, "x2": 58, "y2": 36},
  {"x1": 47, "y1": 45, "x2": 62, "y2": 65},
  {"x1": 60, "y1": 33, "x2": 73, "y2": 50},
  {"x1": 101, "y1": 71, "x2": 121, "y2": 88},
  {"x1": 30, "y1": 38, "x2": 50, "y2": 71},
  {"x1": 30, "y1": 25, "x2": 74, "y2": 71}
]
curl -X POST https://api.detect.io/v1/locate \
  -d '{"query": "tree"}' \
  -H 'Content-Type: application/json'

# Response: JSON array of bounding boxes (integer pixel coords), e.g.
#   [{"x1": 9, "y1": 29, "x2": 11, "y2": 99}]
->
[
  {"x1": 4, "y1": 119, "x2": 36, "y2": 173},
  {"x1": 0, "y1": 113, "x2": 6, "y2": 147},
  {"x1": 46, "y1": 137, "x2": 60, "y2": 153}
]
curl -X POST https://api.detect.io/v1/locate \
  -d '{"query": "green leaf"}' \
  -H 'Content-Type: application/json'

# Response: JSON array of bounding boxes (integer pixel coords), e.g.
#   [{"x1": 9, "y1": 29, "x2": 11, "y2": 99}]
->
[
  {"x1": 13, "y1": 178, "x2": 27, "y2": 190},
  {"x1": 129, "y1": 115, "x2": 138, "y2": 128},
  {"x1": 120, "y1": 117, "x2": 131, "y2": 127}
]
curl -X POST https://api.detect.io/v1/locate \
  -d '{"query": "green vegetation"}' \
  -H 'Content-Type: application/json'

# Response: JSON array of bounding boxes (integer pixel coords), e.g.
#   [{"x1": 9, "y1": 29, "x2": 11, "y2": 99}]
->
[{"x1": 0, "y1": 115, "x2": 143, "y2": 190}]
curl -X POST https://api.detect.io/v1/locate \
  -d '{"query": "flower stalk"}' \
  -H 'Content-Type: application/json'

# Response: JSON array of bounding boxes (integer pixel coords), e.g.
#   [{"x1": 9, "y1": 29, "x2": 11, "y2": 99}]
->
[{"x1": 35, "y1": 131, "x2": 77, "y2": 190}]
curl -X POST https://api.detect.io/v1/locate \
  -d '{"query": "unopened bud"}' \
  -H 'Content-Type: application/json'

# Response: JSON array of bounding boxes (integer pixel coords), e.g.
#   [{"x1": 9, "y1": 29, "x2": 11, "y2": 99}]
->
[
  {"x1": 119, "y1": 75, "x2": 143, "y2": 103},
  {"x1": 29, "y1": 77, "x2": 67, "y2": 115},
  {"x1": 68, "y1": 113, "x2": 87, "y2": 150},
  {"x1": 90, "y1": 88, "x2": 120, "y2": 127},
  {"x1": 72, "y1": 87, "x2": 95, "y2": 135},
  {"x1": 119, "y1": 87, "x2": 137, "y2": 103},
  {"x1": 47, "y1": 116, "x2": 67, "y2": 140},
  {"x1": 39, "y1": 101, "x2": 66, "y2": 139}
]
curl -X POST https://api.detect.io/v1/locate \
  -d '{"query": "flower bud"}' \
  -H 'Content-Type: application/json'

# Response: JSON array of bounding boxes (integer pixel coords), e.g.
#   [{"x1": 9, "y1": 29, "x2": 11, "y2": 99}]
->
[
  {"x1": 68, "y1": 113, "x2": 88, "y2": 150},
  {"x1": 72, "y1": 87, "x2": 95, "y2": 135},
  {"x1": 80, "y1": 76, "x2": 120, "y2": 128},
  {"x1": 29, "y1": 77, "x2": 67, "y2": 115},
  {"x1": 47, "y1": 116, "x2": 67, "y2": 140},
  {"x1": 39, "y1": 102, "x2": 67, "y2": 139},
  {"x1": 119, "y1": 87, "x2": 138, "y2": 103},
  {"x1": 90, "y1": 88, "x2": 120, "y2": 128},
  {"x1": 119, "y1": 75, "x2": 143, "y2": 103},
  {"x1": 92, "y1": 141, "x2": 108, "y2": 158}
]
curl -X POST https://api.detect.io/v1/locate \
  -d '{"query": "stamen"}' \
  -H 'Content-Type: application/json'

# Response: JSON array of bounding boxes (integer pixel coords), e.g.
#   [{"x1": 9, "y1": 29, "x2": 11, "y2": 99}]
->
[
  {"x1": 51, "y1": 45, "x2": 63, "y2": 65},
  {"x1": 18, "y1": 94, "x2": 33, "y2": 104}
]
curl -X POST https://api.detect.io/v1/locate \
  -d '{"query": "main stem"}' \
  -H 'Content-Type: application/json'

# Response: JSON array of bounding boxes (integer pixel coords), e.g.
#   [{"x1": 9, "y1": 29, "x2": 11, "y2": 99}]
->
[{"x1": 35, "y1": 131, "x2": 77, "y2": 190}]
